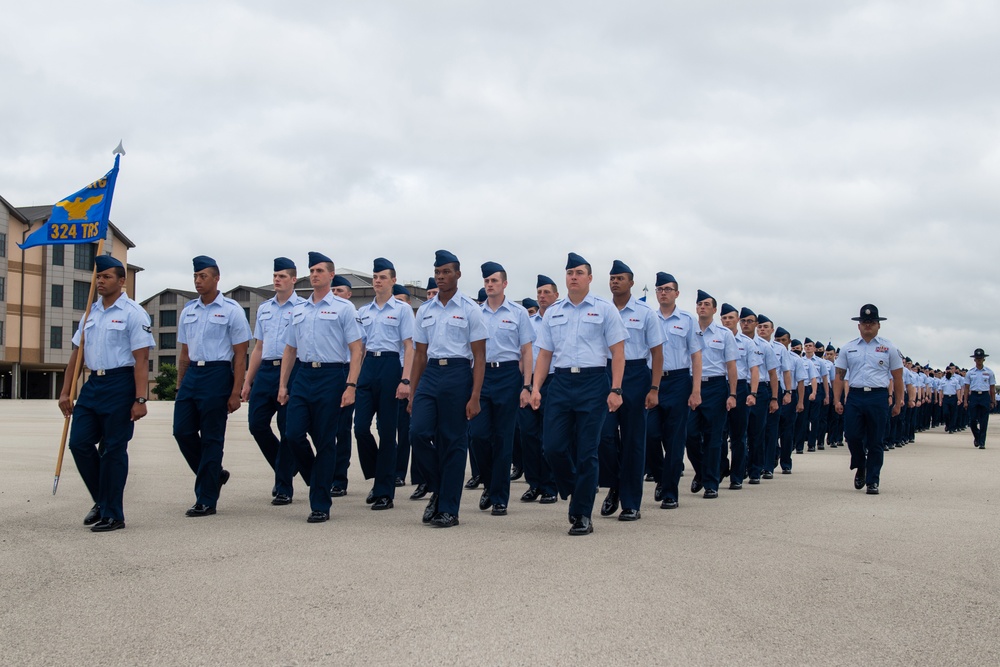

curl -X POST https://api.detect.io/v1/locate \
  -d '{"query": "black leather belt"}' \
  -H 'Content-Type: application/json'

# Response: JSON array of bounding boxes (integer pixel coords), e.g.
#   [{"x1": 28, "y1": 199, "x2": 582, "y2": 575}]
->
[
  {"x1": 192, "y1": 361, "x2": 230, "y2": 368},
  {"x1": 303, "y1": 362, "x2": 348, "y2": 368},
  {"x1": 367, "y1": 351, "x2": 399, "y2": 358},
  {"x1": 429, "y1": 358, "x2": 470, "y2": 366},
  {"x1": 486, "y1": 360, "x2": 519, "y2": 368},
  {"x1": 92, "y1": 367, "x2": 133, "y2": 377},
  {"x1": 555, "y1": 366, "x2": 604, "y2": 375}
]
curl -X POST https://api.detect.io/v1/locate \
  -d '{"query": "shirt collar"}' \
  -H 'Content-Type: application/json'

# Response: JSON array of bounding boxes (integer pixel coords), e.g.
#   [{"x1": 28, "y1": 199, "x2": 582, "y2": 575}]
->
[{"x1": 196, "y1": 291, "x2": 225, "y2": 309}]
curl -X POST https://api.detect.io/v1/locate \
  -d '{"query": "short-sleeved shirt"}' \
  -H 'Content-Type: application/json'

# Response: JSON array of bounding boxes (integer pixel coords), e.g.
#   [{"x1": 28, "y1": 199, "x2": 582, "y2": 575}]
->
[
  {"x1": 734, "y1": 331, "x2": 763, "y2": 381},
  {"x1": 617, "y1": 296, "x2": 664, "y2": 363},
  {"x1": 253, "y1": 294, "x2": 307, "y2": 360},
  {"x1": 770, "y1": 340, "x2": 793, "y2": 390},
  {"x1": 178, "y1": 291, "x2": 252, "y2": 362},
  {"x1": 480, "y1": 297, "x2": 534, "y2": 363},
  {"x1": 965, "y1": 366, "x2": 997, "y2": 391},
  {"x1": 286, "y1": 291, "x2": 362, "y2": 363},
  {"x1": 357, "y1": 296, "x2": 416, "y2": 355},
  {"x1": 834, "y1": 335, "x2": 904, "y2": 388},
  {"x1": 528, "y1": 312, "x2": 550, "y2": 374},
  {"x1": 657, "y1": 307, "x2": 699, "y2": 372},
  {"x1": 536, "y1": 293, "x2": 627, "y2": 369},
  {"x1": 73, "y1": 293, "x2": 155, "y2": 370},
  {"x1": 941, "y1": 376, "x2": 963, "y2": 395},
  {"x1": 750, "y1": 335, "x2": 778, "y2": 382},
  {"x1": 695, "y1": 321, "x2": 738, "y2": 378},
  {"x1": 413, "y1": 292, "x2": 488, "y2": 360},
  {"x1": 805, "y1": 355, "x2": 826, "y2": 386},
  {"x1": 792, "y1": 354, "x2": 814, "y2": 385}
]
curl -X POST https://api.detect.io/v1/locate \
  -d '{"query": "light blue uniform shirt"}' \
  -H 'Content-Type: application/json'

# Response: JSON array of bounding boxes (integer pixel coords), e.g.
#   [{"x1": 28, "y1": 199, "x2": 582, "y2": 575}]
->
[
  {"x1": 750, "y1": 335, "x2": 778, "y2": 381},
  {"x1": 834, "y1": 335, "x2": 903, "y2": 388},
  {"x1": 805, "y1": 355, "x2": 826, "y2": 386},
  {"x1": 536, "y1": 293, "x2": 627, "y2": 369},
  {"x1": 480, "y1": 297, "x2": 534, "y2": 363},
  {"x1": 618, "y1": 297, "x2": 664, "y2": 362},
  {"x1": 357, "y1": 296, "x2": 416, "y2": 355},
  {"x1": 826, "y1": 359, "x2": 837, "y2": 384},
  {"x1": 73, "y1": 293, "x2": 155, "y2": 370},
  {"x1": 695, "y1": 321, "x2": 738, "y2": 378},
  {"x1": 734, "y1": 331, "x2": 763, "y2": 381},
  {"x1": 178, "y1": 292, "x2": 252, "y2": 362},
  {"x1": 964, "y1": 366, "x2": 996, "y2": 391},
  {"x1": 528, "y1": 313, "x2": 550, "y2": 374},
  {"x1": 285, "y1": 291, "x2": 362, "y2": 363},
  {"x1": 792, "y1": 354, "x2": 814, "y2": 385},
  {"x1": 253, "y1": 294, "x2": 306, "y2": 360},
  {"x1": 413, "y1": 292, "x2": 488, "y2": 360},
  {"x1": 657, "y1": 307, "x2": 699, "y2": 372},
  {"x1": 941, "y1": 375, "x2": 962, "y2": 395},
  {"x1": 770, "y1": 340, "x2": 793, "y2": 390}
]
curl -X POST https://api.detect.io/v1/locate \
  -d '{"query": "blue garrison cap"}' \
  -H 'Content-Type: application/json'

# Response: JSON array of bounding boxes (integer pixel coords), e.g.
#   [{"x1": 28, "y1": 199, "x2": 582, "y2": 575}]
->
[
  {"x1": 537, "y1": 274, "x2": 556, "y2": 288},
  {"x1": 481, "y1": 261, "x2": 505, "y2": 278},
  {"x1": 392, "y1": 284, "x2": 410, "y2": 297},
  {"x1": 696, "y1": 289, "x2": 713, "y2": 304},
  {"x1": 522, "y1": 297, "x2": 539, "y2": 310},
  {"x1": 434, "y1": 249, "x2": 459, "y2": 267},
  {"x1": 815, "y1": 341, "x2": 826, "y2": 349},
  {"x1": 757, "y1": 314, "x2": 772, "y2": 325},
  {"x1": 775, "y1": 326, "x2": 790, "y2": 338},
  {"x1": 477, "y1": 288, "x2": 487, "y2": 302},
  {"x1": 791, "y1": 339, "x2": 802, "y2": 348},
  {"x1": 656, "y1": 272, "x2": 676, "y2": 287},
  {"x1": 308, "y1": 251, "x2": 332, "y2": 267},
  {"x1": 566, "y1": 252, "x2": 589, "y2": 269},
  {"x1": 95, "y1": 255, "x2": 123, "y2": 272},
  {"x1": 273, "y1": 257, "x2": 295, "y2": 272},
  {"x1": 193, "y1": 255, "x2": 218, "y2": 272},
  {"x1": 804, "y1": 337, "x2": 814, "y2": 345},
  {"x1": 426, "y1": 277, "x2": 437, "y2": 290},
  {"x1": 332, "y1": 275, "x2": 352, "y2": 289},
  {"x1": 373, "y1": 257, "x2": 394, "y2": 273},
  {"x1": 721, "y1": 303, "x2": 737, "y2": 316},
  {"x1": 610, "y1": 259, "x2": 632, "y2": 275},
  {"x1": 739, "y1": 307, "x2": 755, "y2": 319}
]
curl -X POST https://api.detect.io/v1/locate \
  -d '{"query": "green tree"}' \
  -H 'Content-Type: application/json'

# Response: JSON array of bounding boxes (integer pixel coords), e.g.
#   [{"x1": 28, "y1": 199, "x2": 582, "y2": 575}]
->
[{"x1": 152, "y1": 363, "x2": 177, "y2": 401}]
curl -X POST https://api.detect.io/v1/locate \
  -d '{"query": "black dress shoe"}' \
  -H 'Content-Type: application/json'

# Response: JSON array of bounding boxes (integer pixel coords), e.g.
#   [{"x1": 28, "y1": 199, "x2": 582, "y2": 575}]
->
[
  {"x1": 371, "y1": 497, "x2": 393, "y2": 510},
  {"x1": 781, "y1": 469, "x2": 792, "y2": 475},
  {"x1": 330, "y1": 486, "x2": 347, "y2": 498},
  {"x1": 307, "y1": 511, "x2": 329, "y2": 523},
  {"x1": 762, "y1": 471, "x2": 774, "y2": 480},
  {"x1": 600, "y1": 488, "x2": 619, "y2": 517},
  {"x1": 539, "y1": 493, "x2": 557, "y2": 504},
  {"x1": 394, "y1": 477, "x2": 406, "y2": 487},
  {"x1": 464, "y1": 475, "x2": 481, "y2": 489},
  {"x1": 185, "y1": 504, "x2": 216, "y2": 517},
  {"x1": 654, "y1": 484, "x2": 664, "y2": 502},
  {"x1": 817, "y1": 445, "x2": 825, "y2": 450},
  {"x1": 729, "y1": 482, "x2": 743, "y2": 490},
  {"x1": 271, "y1": 494, "x2": 292, "y2": 506},
  {"x1": 478, "y1": 489, "x2": 492, "y2": 511},
  {"x1": 854, "y1": 469, "x2": 865, "y2": 490},
  {"x1": 91, "y1": 518, "x2": 125, "y2": 532},
  {"x1": 84, "y1": 503, "x2": 101, "y2": 526},
  {"x1": 431, "y1": 512, "x2": 459, "y2": 527},
  {"x1": 691, "y1": 478, "x2": 703, "y2": 494},
  {"x1": 366, "y1": 489, "x2": 376, "y2": 504},
  {"x1": 422, "y1": 494, "x2": 439, "y2": 523},
  {"x1": 521, "y1": 487, "x2": 541, "y2": 502},
  {"x1": 410, "y1": 483, "x2": 429, "y2": 500},
  {"x1": 807, "y1": 447, "x2": 816, "y2": 452},
  {"x1": 220, "y1": 469, "x2": 230, "y2": 489},
  {"x1": 568, "y1": 515, "x2": 593, "y2": 536},
  {"x1": 660, "y1": 498, "x2": 678, "y2": 509},
  {"x1": 491, "y1": 504, "x2": 507, "y2": 516},
  {"x1": 703, "y1": 489, "x2": 718, "y2": 499},
  {"x1": 568, "y1": 513, "x2": 581, "y2": 525},
  {"x1": 866, "y1": 483, "x2": 879, "y2": 495},
  {"x1": 510, "y1": 465, "x2": 523, "y2": 481},
  {"x1": 618, "y1": 508, "x2": 640, "y2": 521},
  {"x1": 748, "y1": 477, "x2": 760, "y2": 485}
]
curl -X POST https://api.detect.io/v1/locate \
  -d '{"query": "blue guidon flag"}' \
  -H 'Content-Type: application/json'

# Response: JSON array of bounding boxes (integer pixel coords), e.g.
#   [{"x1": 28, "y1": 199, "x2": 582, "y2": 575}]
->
[{"x1": 18, "y1": 151, "x2": 122, "y2": 250}]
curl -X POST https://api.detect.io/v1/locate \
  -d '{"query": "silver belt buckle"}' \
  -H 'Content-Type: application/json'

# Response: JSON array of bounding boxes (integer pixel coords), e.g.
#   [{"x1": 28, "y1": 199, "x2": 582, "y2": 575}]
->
[
  {"x1": 438, "y1": 359, "x2": 448, "y2": 366},
  {"x1": 271, "y1": 360, "x2": 281, "y2": 366},
  {"x1": 488, "y1": 362, "x2": 500, "y2": 368},
  {"x1": 96, "y1": 369, "x2": 107, "y2": 376},
  {"x1": 196, "y1": 361, "x2": 206, "y2": 367},
  {"x1": 372, "y1": 351, "x2": 382, "y2": 357},
  {"x1": 311, "y1": 362, "x2": 322, "y2": 368},
  {"x1": 863, "y1": 387, "x2": 872, "y2": 392},
  {"x1": 570, "y1": 366, "x2": 581, "y2": 374}
]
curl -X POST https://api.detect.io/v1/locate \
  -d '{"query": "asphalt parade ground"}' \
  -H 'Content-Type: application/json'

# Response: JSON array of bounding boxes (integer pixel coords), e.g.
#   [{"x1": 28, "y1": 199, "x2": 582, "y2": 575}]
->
[{"x1": 2, "y1": 401, "x2": 998, "y2": 666}]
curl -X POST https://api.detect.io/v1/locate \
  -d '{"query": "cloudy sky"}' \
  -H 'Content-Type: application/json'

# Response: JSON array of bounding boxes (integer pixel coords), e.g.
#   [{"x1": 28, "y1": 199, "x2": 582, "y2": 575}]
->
[{"x1": 3, "y1": 1, "x2": 998, "y2": 368}]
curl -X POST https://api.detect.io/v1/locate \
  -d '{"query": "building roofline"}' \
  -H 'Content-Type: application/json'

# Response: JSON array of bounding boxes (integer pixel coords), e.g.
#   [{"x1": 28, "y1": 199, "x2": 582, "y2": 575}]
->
[{"x1": 0, "y1": 195, "x2": 30, "y2": 223}]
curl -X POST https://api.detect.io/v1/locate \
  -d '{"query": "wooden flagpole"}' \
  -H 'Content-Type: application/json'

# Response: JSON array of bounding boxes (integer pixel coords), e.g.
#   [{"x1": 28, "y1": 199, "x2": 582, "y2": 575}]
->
[{"x1": 52, "y1": 238, "x2": 105, "y2": 495}]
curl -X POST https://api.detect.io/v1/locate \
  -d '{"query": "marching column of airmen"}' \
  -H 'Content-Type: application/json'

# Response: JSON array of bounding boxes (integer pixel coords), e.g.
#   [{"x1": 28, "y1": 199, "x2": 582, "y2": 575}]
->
[{"x1": 60, "y1": 252, "x2": 997, "y2": 534}]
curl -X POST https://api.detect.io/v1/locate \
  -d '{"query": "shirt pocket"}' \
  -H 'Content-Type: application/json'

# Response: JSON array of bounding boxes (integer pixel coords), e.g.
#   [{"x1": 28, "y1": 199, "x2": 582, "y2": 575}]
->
[
  {"x1": 580, "y1": 313, "x2": 604, "y2": 340},
  {"x1": 707, "y1": 338, "x2": 726, "y2": 351},
  {"x1": 446, "y1": 316, "x2": 469, "y2": 342},
  {"x1": 495, "y1": 320, "x2": 519, "y2": 345},
  {"x1": 547, "y1": 316, "x2": 568, "y2": 344},
  {"x1": 317, "y1": 309, "x2": 339, "y2": 321},
  {"x1": 206, "y1": 313, "x2": 229, "y2": 339}
]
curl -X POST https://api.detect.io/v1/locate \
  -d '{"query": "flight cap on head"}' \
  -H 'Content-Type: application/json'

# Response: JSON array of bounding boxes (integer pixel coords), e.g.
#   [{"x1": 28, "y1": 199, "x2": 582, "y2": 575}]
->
[
  {"x1": 739, "y1": 307, "x2": 756, "y2": 319},
  {"x1": 373, "y1": 257, "x2": 394, "y2": 273},
  {"x1": 537, "y1": 274, "x2": 556, "y2": 288},
  {"x1": 95, "y1": 255, "x2": 123, "y2": 272},
  {"x1": 791, "y1": 339, "x2": 802, "y2": 348},
  {"x1": 477, "y1": 288, "x2": 487, "y2": 302},
  {"x1": 775, "y1": 326, "x2": 790, "y2": 338},
  {"x1": 273, "y1": 257, "x2": 295, "y2": 272},
  {"x1": 720, "y1": 303, "x2": 737, "y2": 316},
  {"x1": 566, "y1": 252, "x2": 589, "y2": 269},
  {"x1": 610, "y1": 259, "x2": 632, "y2": 275},
  {"x1": 332, "y1": 275, "x2": 352, "y2": 289},
  {"x1": 696, "y1": 289, "x2": 713, "y2": 304},
  {"x1": 655, "y1": 272, "x2": 676, "y2": 287},
  {"x1": 756, "y1": 314, "x2": 772, "y2": 325},
  {"x1": 193, "y1": 255, "x2": 218, "y2": 272},
  {"x1": 308, "y1": 251, "x2": 332, "y2": 267},
  {"x1": 521, "y1": 297, "x2": 539, "y2": 310},
  {"x1": 481, "y1": 261, "x2": 505, "y2": 278},
  {"x1": 434, "y1": 249, "x2": 459, "y2": 267},
  {"x1": 392, "y1": 284, "x2": 410, "y2": 297},
  {"x1": 426, "y1": 277, "x2": 437, "y2": 290}
]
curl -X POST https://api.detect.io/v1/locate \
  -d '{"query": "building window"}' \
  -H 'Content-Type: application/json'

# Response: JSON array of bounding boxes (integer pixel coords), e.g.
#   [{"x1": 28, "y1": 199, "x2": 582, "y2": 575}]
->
[
  {"x1": 0, "y1": 276, "x2": 5, "y2": 302},
  {"x1": 149, "y1": 313, "x2": 154, "y2": 328},
  {"x1": 0, "y1": 232, "x2": 6, "y2": 258},
  {"x1": 160, "y1": 292, "x2": 177, "y2": 305},
  {"x1": 50, "y1": 326, "x2": 63, "y2": 349},
  {"x1": 51, "y1": 284, "x2": 64, "y2": 308},
  {"x1": 159, "y1": 355, "x2": 176, "y2": 369},
  {"x1": 160, "y1": 310, "x2": 177, "y2": 327},
  {"x1": 232, "y1": 288, "x2": 250, "y2": 301},
  {"x1": 73, "y1": 281, "x2": 90, "y2": 310},
  {"x1": 72, "y1": 321, "x2": 79, "y2": 336},
  {"x1": 243, "y1": 307, "x2": 251, "y2": 322},
  {"x1": 51, "y1": 244, "x2": 64, "y2": 265},
  {"x1": 148, "y1": 359, "x2": 154, "y2": 373},
  {"x1": 74, "y1": 243, "x2": 97, "y2": 271},
  {"x1": 0, "y1": 320, "x2": 4, "y2": 345},
  {"x1": 159, "y1": 332, "x2": 176, "y2": 350}
]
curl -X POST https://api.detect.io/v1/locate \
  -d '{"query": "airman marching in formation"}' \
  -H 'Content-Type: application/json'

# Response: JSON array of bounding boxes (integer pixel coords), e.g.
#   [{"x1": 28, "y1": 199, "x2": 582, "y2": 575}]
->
[{"x1": 59, "y1": 251, "x2": 996, "y2": 534}]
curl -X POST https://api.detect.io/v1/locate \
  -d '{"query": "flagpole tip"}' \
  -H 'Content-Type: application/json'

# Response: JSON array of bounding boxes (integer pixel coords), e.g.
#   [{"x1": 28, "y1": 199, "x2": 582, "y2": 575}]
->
[{"x1": 113, "y1": 141, "x2": 126, "y2": 156}]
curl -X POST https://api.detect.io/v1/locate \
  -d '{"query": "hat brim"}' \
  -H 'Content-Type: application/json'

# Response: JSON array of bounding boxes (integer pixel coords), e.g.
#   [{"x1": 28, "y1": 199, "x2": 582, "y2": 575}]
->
[
  {"x1": 851, "y1": 316, "x2": 887, "y2": 322},
  {"x1": 971, "y1": 353, "x2": 989, "y2": 358}
]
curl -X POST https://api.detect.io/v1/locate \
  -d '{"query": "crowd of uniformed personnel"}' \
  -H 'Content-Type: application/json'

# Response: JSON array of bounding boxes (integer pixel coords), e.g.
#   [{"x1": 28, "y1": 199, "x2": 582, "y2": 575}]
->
[{"x1": 59, "y1": 252, "x2": 997, "y2": 533}]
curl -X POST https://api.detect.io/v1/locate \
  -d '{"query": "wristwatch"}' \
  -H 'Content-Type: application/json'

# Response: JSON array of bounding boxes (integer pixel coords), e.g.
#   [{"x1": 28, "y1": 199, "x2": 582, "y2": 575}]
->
[
  {"x1": 399, "y1": 379, "x2": 411, "y2": 385},
  {"x1": 610, "y1": 387, "x2": 623, "y2": 396},
  {"x1": 729, "y1": 393, "x2": 737, "y2": 398},
  {"x1": 346, "y1": 382, "x2": 357, "y2": 388},
  {"x1": 523, "y1": 384, "x2": 532, "y2": 391},
  {"x1": 649, "y1": 385, "x2": 659, "y2": 392},
  {"x1": 134, "y1": 397, "x2": 147, "y2": 405}
]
